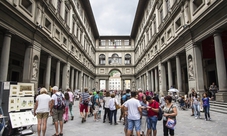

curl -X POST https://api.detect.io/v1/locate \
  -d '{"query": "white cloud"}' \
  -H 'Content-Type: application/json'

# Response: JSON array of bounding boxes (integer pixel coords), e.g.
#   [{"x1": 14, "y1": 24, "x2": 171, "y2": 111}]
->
[{"x1": 90, "y1": 0, "x2": 138, "y2": 35}]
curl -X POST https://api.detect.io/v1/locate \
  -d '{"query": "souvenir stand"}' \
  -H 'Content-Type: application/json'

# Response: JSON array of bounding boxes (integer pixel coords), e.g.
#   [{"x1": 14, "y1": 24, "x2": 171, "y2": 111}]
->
[{"x1": 7, "y1": 82, "x2": 37, "y2": 135}]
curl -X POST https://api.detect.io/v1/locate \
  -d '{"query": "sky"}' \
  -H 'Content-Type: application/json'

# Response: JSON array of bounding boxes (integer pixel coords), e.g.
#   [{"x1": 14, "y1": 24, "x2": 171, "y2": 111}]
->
[{"x1": 90, "y1": 0, "x2": 139, "y2": 36}]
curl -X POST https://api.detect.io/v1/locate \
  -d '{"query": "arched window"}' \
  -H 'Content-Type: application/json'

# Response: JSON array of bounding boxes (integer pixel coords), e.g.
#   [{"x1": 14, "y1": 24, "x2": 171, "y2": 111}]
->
[
  {"x1": 99, "y1": 54, "x2": 105, "y2": 65},
  {"x1": 125, "y1": 54, "x2": 131, "y2": 64}
]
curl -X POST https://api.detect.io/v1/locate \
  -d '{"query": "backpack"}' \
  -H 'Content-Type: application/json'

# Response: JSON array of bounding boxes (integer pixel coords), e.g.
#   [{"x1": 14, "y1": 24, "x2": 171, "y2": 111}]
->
[
  {"x1": 157, "y1": 107, "x2": 163, "y2": 121},
  {"x1": 54, "y1": 93, "x2": 65, "y2": 110}
]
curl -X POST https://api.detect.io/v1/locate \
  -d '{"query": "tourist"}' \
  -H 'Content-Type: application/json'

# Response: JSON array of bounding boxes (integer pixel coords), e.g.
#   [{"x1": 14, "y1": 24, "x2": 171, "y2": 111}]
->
[
  {"x1": 119, "y1": 91, "x2": 126, "y2": 122},
  {"x1": 138, "y1": 88, "x2": 144, "y2": 102},
  {"x1": 146, "y1": 96, "x2": 159, "y2": 136},
  {"x1": 94, "y1": 91, "x2": 101, "y2": 121},
  {"x1": 160, "y1": 94, "x2": 165, "y2": 108},
  {"x1": 209, "y1": 82, "x2": 218, "y2": 101},
  {"x1": 140, "y1": 95, "x2": 148, "y2": 136},
  {"x1": 66, "y1": 88, "x2": 74, "y2": 120},
  {"x1": 192, "y1": 91, "x2": 201, "y2": 119},
  {"x1": 34, "y1": 88, "x2": 51, "y2": 136},
  {"x1": 163, "y1": 95, "x2": 178, "y2": 136},
  {"x1": 189, "y1": 89, "x2": 196, "y2": 116},
  {"x1": 125, "y1": 91, "x2": 142, "y2": 136},
  {"x1": 79, "y1": 88, "x2": 90, "y2": 123},
  {"x1": 202, "y1": 93, "x2": 212, "y2": 121},
  {"x1": 103, "y1": 91, "x2": 111, "y2": 123},
  {"x1": 50, "y1": 86, "x2": 65, "y2": 136},
  {"x1": 88, "y1": 92, "x2": 94, "y2": 117},
  {"x1": 109, "y1": 93, "x2": 119, "y2": 125},
  {"x1": 63, "y1": 92, "x2": 70, "y2": 123}
]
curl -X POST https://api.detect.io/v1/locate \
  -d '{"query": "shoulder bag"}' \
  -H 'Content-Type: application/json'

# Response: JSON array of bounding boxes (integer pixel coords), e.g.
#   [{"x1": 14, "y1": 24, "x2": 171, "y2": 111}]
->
[{"x1": 165, "y1": 104, "x2": 176, "y2": 130}]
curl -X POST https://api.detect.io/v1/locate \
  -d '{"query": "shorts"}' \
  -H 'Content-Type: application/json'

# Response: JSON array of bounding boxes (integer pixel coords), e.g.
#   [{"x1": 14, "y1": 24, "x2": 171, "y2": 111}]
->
[
  {"x1": 80, "y1": 104, "x2": 88, "y2": 112},
  {"x1": 36, "y1": 112, "x2": 49, "y2": 119},
  {"x1": 147, "y1": 116, "x2": 158, "y2": 130},
  {"x1": 52, "y1": 109, "x2": 64, "y2": 122},
  {"x1": 128, "y1": 119, "x2": 141, "y2": 131},
  {"x1": 94, "y1": 105, "x2": 100, "y2": 114}
]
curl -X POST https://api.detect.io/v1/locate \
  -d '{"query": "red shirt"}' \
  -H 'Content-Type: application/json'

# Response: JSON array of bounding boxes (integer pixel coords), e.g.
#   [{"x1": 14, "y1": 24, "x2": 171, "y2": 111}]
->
[{"x1": 147, "y1": 100, "x2": 159, "y2": 117}]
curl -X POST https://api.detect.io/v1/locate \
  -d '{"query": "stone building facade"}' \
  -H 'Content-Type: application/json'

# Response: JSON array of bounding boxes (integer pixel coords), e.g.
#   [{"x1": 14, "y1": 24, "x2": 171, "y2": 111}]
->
[{"x1": 0, "y1": 0, "x2": 227, "y2": 101}]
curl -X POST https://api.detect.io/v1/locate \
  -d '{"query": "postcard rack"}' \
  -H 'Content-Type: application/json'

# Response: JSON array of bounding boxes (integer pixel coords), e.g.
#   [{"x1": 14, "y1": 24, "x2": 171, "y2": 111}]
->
[{"x1": 8, "y1": 82, "x2": 37, "y2": 130}]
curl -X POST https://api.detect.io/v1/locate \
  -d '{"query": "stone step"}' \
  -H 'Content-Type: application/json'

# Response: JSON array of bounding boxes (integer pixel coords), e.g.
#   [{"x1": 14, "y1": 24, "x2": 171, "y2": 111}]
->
[{"x1": 209, "y1": 101, "x2": 227, "y2": 114}]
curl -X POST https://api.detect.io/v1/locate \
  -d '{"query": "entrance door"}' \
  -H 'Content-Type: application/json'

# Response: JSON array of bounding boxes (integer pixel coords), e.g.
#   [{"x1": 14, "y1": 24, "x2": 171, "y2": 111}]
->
[
  {"x1": 11, "y1": 71, "x2": 19, "y2": 82},
  {"x1": 208, "y1": 71, "x2": 216, "y2": 86}
]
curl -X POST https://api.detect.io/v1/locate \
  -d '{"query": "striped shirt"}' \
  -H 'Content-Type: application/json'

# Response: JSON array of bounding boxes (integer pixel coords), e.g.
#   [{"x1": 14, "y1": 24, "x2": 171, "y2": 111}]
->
[{"x1": 81, "y1": 92, "x2": 90, "y2": 104}]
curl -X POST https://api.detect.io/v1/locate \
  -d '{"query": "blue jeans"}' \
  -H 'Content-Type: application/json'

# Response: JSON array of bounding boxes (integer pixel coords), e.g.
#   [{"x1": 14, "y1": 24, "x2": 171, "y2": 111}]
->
[
  {"x1": 128, "y1": 119, "x2": 141, "y2": 131},
  {"x1": 193, "y1": 103, "x2": 200, "y2": 117},
  {"x1": 147, "y1": 116, "x2": 158, "y2": 130},
  {"x1": 110, "y1": 109, "x2": 117, "y2": 124},
  {"x1": 203, "y1": 106, "x2": 210, "y2": 119}
]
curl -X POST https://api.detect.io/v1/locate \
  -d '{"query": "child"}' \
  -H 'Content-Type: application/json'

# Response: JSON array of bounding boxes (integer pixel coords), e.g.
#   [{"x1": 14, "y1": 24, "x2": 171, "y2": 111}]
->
[
  {"x1": 202, "y1": 93, "x2": 212, "y2": 121},
  {"x1": 63, "y1": 92, "x2": 70, "y2": 123}
]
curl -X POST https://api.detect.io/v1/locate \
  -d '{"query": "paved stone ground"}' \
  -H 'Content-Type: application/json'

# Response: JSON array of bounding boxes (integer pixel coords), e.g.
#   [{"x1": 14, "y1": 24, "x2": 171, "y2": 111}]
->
[{"x1": 29, "y1": 97, "x2": 227, "y2": 136}]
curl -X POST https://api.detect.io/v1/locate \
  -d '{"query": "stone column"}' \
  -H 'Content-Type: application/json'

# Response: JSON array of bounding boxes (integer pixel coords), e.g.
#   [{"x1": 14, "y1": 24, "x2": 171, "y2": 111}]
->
[
  {"x1": 167, "y1": 60, "x2": 173, "y2": 89},
  {"x1": 139, "y1": 76, "x2": 142, "y2": 88},
  {"x1": 213, "y1": 32, "x2": 227, "y2": 102},
  {"x1": 22, "y1": 45, "x2": 33, "y2": 82},
  {"x1": 163, "y1": 0, "x2": 168, "y2": 18},
  {"x1": 147, "y1": 71, "x2": 151, "y2": 91},
  {"x1": 71, "y1": 68, "x2": 74, "y2": 90},
  {"x1": 62, "y1": 63, "x2": 67, "y2": 91},
  {"x1": 83, "y1": 75, "x2": 86, "y2": 88},
  {"x1": 0, "y1": 32, "x2": 12, "y2": 81},
  {"x1": 106, "y1": 79, "x2": 109, "y2": 91},
  {"x1": 161, "y1": 63, "x2": 167, "y2": 95},
  {"x1": 55, "y1": 60, "x2": 60, "y2": 87},
  {"x1": 154, "y1": 68, "x2": 158, "y2": 93},
  {"x1": 194, "y1": 44, "x2": 205, "y2": 93},
  {"x1": 60, "y1": 0, "x2": 65, "y2": 20},
  {"x1": 144, "y1": 75, "x2": 147, "y2": 91},
  {"x1": 45, "y1": 55, "x2": 52, "y2": 91},
  {"x1": 176, "y1": 55, "x2": 183, "y2": 93},
  {"x1": 121, "y1": 79, "x2": 124, "y2": 91},
  {"x1": 151, "y1": 70, "x2": 154, "y2": 91},
  {"x1": 75, "y1": 70, "x2": 79, "y2": 89}
]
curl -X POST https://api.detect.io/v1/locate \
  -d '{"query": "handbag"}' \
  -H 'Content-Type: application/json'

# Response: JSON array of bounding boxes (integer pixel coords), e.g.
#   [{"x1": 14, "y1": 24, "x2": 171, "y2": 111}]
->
[
  {"x1": 165, "y1": 118, "x2": 176, "y2": 130},
  {"x1": 115, "y1": 99, "x2": 121, "y2": 110}
]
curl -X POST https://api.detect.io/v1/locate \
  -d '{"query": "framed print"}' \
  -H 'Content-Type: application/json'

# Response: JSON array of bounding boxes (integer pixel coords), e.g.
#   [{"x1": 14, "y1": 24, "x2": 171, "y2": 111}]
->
[
  {"x1": 20, "y1": 97, "x2": 34, "y2": 110},
  {"x1": 18, "y1": 83, "x2": 34, "y2": 96},
  {"x1": 9, "y1": 85, "x2": 19, "y2": 96},
  {"x1": 15, "y1": 97, "x2": 20, "y2": 111},
  {"x1": 8, "y1": 97, "x2": 16, "y2": 112}
]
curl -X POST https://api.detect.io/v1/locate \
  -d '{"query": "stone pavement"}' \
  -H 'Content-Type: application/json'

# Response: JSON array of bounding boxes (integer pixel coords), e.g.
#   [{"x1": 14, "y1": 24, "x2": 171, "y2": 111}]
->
[{"x1": 29, "y1": 99, "x2": 227, "y2": 136}]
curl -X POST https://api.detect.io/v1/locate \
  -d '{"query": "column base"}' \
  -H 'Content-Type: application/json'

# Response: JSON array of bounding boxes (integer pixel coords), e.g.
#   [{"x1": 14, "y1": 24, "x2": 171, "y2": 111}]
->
[{"x1": 216, "y1": 92, "x2": 227, "y2": 102}]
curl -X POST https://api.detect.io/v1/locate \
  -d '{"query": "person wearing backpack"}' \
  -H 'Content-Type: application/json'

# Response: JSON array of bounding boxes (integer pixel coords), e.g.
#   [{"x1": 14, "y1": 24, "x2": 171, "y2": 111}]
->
[
  {"x1": 79, "y1": 88, "x2": 90, "y2": 123},
  {"x1": 93, "y1": 91, "x2": 101, "y2": 121},
  {"x1": 50, "y1": 86, "x2": 65, "y2": 136},
  {"x1": 146, "y1": 96, "x2": 159, "y2": 136}
]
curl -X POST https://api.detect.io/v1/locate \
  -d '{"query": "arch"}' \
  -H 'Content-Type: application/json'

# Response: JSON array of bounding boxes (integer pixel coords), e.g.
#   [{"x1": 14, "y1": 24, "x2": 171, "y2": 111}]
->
[
  {"x1": 108, "y1": 68, "x2": 122, "y2": 76},
  {"x1": 99, "y1": 54, "x2": 105, "y2": 65}
]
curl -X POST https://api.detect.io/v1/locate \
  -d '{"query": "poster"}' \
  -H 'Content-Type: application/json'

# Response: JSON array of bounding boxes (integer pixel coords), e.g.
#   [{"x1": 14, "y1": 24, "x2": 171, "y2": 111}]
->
[
  {"x1": 18, "y1": 83, "x2": 34, "y2": 96},
  {"x1": 8, "y1": 97, "x2": 16, "y2": 112},
  {"x1": 10, "y1": 85, "x2": 19, "y2": 96},
  {"x1": 20, "y1": 97, "x2": 34, "y2": 109},
  {"x1": 4, "y1": 82, "x2": 10, "y2": 90}
]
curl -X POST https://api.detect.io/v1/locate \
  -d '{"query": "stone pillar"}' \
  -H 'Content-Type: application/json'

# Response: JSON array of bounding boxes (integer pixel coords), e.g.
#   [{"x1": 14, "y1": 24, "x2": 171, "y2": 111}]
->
[
  {"x1": 83, "y1": 75, "x2": 86, "y2": 88},
  {"x1": 60, "y1": 0, "x2": 65, "y2": 20},
  {"x1": 213, "y1": 32, "x2": 227, "y2": 102},
  {"x1": 71, "y1": 68, "x2": 74, "y2": 90},
  {"x1": 167, "y1": 60, "x2": 173, "y2": 89},
  {"x1": 163, "y1": 0, "x2": 168, "y2": 18},
  {"x1": 194, "y1": 44, "x2": 205, "y2": 94},
  {"x1": 106, "y1": 79, "x2": 109, "y2": 91},
  {"x1": 154, "y1": 68, "x2": 158, "y2": 93},
  {"x1": 161, "y1": 63, "x2": 167, "y2": 95},
  {"x1": 55, "y1": 60, "x2": 60, "y2": 87},
  {"x1": 75, "y1": 70, "x2": 79, "y2": 89},
  {"x1": 22, "y1": 45, "x2": 33, "y2": 82},
  {"x1": 139, "y1": 76, "x2": 142, "y2": 88},
  {"x1": 45, "y1": 55, "x2": 52, "y2": 91},
  {"x1": 121, "y1": 79, "x2": 124, "y2": 91},
  {"x1": 151, "y1": 70, "x2": 154, "y2": 91},
  {"x1": 88, "y1": 77, "x2": 91, "y2": 90},
  {"x1": 147, "y1": 71, "x2": 151, "y2": 91},
  {"x1": 176, "y1": 55, "x2": 183, "y2": 94},
  {"x1": 80, "y1": 72, "x2": 83, "y2": 91},
  {"x1": 144, "y1": 75, "x2": 147, "y2": 91},
  {"x1": 0, "y1": 32, "x2": 12, "y2": 81},
  {"x1": 62, "y1": 63, "x2": 70, "y2": 91}
]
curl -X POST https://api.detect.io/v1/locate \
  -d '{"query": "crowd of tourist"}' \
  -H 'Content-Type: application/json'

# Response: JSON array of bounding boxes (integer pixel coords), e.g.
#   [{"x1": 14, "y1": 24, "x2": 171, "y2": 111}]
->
[{"x1": 33, "y1": 85, "x2": 214, "y2": 136}]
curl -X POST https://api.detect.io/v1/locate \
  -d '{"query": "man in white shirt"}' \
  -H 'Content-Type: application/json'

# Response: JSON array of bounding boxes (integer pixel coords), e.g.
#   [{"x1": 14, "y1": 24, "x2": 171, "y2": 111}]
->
[{"x1": 125, "y1": 91, "x2": 142, "y2": 136}]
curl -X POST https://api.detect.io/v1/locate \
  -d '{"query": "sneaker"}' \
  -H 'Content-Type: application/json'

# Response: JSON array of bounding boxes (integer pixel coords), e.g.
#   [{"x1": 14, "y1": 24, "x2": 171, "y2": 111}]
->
[
  {"x1": 103, "y1": 120, "x2": 106, "y2": 123},
  {"x1": 114, "y1": 123, "x2": 118, "y2": 125},
  {"x1": 191, "y1": 114, "x2": 194, "y2": 116},
  {"x1": 205, "y1": 119, "x2": 207, "y2": 121},
  {"x1": 195, "y1": 116, "x2": 198, "y2": 119},
  {"x1": 208, "y1": 118, "x2": 211, "y2": 121},
  {"x1": 199, "y1": 116, "x2": 201, "y2": 119},
  {"x1": 71, "y1": 116, "x2": 74, "y2": 120}
]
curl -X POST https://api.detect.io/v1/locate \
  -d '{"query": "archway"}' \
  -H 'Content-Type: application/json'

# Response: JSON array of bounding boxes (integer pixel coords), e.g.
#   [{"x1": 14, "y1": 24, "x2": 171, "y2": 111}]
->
[{"x1": 108, "y1": 70, "x2": 121, "y2": 91}]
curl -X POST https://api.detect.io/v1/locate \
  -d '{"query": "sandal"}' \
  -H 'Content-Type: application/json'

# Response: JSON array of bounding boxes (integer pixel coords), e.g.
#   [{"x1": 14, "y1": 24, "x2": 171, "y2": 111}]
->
[
  {"x1": 52, "y1": 134, "x2": 59, "y2": 136},
  {"x1": 59, "y1": 133, "x2": 63, "y2": 136}
]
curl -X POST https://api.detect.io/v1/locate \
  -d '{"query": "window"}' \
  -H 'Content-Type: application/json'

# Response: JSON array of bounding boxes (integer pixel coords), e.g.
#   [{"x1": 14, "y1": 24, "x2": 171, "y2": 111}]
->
[
  {"x1": 193, "y1": 0, "x2": 203, "y2": 12},
  {"x1": 99, "y1": 54, "x2": 106, "y2": 65},
  {"x1": 124, "y1": 40, "x2": 130, "y2": 45},
  {"x1": 63, "y1": 37, "x2": 67, "y2": 45},
  {"x1": 125, "y1": 54, "x2": 131, "y2": 65},
  {"x1": 57, "y1": 0, "x2": 61, "y2": 14},
  {"x1": 175, "y1": 18, "x2": 181, "y2": 30},
  {"x1": 100, "y1": 40, "x2": 106, "y2": 46},
  {"x1": 167, "y1": 29, "x2": 171, "y2": 39},
  {"x1": 154, "y1": 20, "x2": 156, "y2": 33},
  {"x1": 72, "y1": 22, "x2": 75, "y2": 34},
  {"x1": 71, "y1": 45, "x2": 74, "y2": 52},
  {"x1": 167, "y1": 0, "x2": 170, "y2": 12},
  {"x1": 21, "y1": 0, "x2": 33, "y2": 13},
  {"x1": 65, "y1": 10, "x2": 68, "y2": 24},
  {"x1": 161, "y1": 37, "x2": 165, "y2": 45},
  {"x1": 44, "y1": 18, "x2": 51, "y2": 31},
  {"x1": 80, "y1": 30, "x2": 82, "y2": 42},
  {"x1": 160, "y1": 8, "x2": 163, "y2": 22},
  {"x1": 55, "y1": 29, "x2": 60, "y2": 39}
]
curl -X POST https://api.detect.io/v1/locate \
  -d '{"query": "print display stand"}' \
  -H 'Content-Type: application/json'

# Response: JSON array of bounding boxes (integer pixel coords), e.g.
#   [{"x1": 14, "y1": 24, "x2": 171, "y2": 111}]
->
[{"x1": 7, "y1": 82, "x2": 37, "y2": 135}]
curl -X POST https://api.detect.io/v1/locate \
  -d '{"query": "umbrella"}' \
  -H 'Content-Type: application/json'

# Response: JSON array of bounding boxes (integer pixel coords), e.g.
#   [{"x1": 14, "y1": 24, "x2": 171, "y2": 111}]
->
[{"x1": 168, "y1": 88, "x2": 179, "y2": 92}]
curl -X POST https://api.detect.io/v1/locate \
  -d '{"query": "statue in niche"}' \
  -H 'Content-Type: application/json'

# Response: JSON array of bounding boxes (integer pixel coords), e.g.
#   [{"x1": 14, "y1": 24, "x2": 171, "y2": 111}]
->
[
  {"x1": 188, "y1": 55, "x2": 194, "y2": 79},
  {"x1": 32, "y1": 56, "x2": 39, "y2": 80}
]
